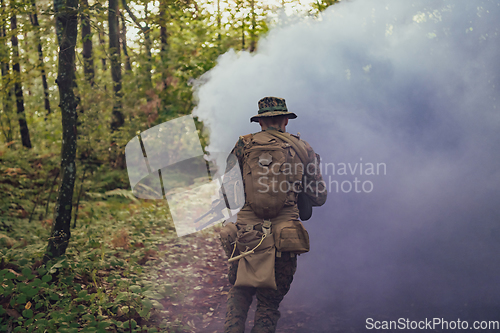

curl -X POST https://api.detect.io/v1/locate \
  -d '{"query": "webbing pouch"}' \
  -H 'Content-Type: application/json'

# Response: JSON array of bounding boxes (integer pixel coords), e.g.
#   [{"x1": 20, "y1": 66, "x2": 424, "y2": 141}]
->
[
  {"x1": 219, "y1": 222, "x2": 239, "y2": 259},
  {"x1": 273, "y1": 220, "x2": 310, "y2": 254}
]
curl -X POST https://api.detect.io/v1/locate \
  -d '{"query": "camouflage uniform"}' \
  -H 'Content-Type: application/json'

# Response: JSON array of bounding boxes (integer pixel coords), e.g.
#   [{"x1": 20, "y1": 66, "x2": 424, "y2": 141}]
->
[{"x1": 223, "y1": 97, "x2": 327, "y2": 333}]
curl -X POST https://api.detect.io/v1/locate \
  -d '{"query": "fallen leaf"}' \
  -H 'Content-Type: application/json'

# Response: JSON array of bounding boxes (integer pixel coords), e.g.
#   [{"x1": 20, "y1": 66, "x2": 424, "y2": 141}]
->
[
  {"x1": 41, "y1": 219, "x2": 53, "y2": 229},
  {"x1": 4, "y1": 168, "x2": 23, "y2": 176},
  {"x1": 17, "y1": 208, "x2": 28, "y2": 218},
  {"x1": 8, "y1": 269, "x2": 21, "y2": 277},
  {"x1": 111, "y1": 228, "x2": 129, "y2": 249}
]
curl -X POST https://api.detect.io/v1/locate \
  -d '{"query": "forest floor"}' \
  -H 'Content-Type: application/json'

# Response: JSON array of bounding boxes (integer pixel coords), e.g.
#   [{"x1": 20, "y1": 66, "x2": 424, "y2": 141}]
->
[{"x1": 1, "y1": 196, "x2": 328, "y2": 332}]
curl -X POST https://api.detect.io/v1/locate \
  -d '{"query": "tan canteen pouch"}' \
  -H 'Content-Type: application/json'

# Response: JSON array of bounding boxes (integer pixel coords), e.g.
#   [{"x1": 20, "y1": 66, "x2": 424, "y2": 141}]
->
[{"x1": 233, "y1": 228, "x2": 277, "y2": 290}]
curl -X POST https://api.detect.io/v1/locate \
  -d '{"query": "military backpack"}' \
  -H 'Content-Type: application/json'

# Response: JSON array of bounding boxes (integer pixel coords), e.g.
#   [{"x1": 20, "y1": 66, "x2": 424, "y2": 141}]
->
[{"x1": 242, "y1": 130, "x2": 307, "y2": 219}]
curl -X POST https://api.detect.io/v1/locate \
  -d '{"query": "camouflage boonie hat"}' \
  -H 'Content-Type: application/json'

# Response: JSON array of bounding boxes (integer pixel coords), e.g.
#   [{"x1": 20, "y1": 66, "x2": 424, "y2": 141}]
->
[{"x1": 250, "y1": 97, "x2": 298, "y2": 123}]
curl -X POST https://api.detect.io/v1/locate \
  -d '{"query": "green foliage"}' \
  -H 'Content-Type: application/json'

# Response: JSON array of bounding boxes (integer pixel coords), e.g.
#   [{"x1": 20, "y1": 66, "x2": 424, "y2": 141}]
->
[
  {"x1": 309, "y1": 0, "x2": 340, "y2": 15},
  {"x1": 0, "y1": 142, "x2": 59, "y2": 228},
  {"x1": 0, "y1": 197, "x2": 223, "y2": 332}
]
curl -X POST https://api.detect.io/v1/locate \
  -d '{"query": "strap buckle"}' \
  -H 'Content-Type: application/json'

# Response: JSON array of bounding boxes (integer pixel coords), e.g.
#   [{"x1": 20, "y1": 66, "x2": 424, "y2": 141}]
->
[{"x1": 262, "y1": 219, "x2": 271, "y2": 236}]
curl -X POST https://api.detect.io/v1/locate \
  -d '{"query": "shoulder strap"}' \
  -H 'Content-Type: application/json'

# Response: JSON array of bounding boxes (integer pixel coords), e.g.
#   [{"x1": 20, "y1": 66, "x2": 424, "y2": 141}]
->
[
  {"x1": 266, "y1": 130, "x2": 309, "y2": 165},
  {"x1": 239, "y1": 133, "x2": 253, "y2": 145}
]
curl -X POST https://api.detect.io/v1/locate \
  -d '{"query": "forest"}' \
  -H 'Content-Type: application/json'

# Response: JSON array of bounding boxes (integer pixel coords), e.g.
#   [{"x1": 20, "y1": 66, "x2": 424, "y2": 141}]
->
[{"x1": 0, "y1": 0, "x2": 337, "y2": 331}]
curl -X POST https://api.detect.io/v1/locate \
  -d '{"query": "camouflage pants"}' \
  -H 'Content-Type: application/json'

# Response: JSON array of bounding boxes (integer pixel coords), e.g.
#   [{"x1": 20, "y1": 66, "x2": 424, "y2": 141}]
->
[{"x1": 224, "y1": 254, "x2": 297, "y2": 333}]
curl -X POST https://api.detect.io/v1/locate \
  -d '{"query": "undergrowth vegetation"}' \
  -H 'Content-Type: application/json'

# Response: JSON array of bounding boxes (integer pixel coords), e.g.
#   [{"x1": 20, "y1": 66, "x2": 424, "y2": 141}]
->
[{"x1": 0, "y1": 144, "x2": 225, "y2": 332}]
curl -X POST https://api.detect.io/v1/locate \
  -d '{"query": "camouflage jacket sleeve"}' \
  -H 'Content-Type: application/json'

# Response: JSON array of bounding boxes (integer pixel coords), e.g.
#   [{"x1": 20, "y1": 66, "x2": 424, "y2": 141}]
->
[
  {"x1": 225, "y1": 135, "x2": 247, "y2": 175},
  {"x1": 221, "y1": 135, "x2": 250, "y2": 209},
  {"x1": 302, "y1": 140, "x2": 327, "y2": 207}
]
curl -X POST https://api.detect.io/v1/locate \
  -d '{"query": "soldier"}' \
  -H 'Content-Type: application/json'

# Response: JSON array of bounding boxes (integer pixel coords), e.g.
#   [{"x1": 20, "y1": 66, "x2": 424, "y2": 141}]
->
[{"x1": 223, "y1": 97, "x2": 327, "y2": 333}]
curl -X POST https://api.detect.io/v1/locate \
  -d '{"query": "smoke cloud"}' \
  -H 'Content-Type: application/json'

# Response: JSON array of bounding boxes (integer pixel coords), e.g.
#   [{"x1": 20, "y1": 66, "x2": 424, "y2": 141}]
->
[{"x1": 193, "y1": 0, "x2": 500, "y2": 330}]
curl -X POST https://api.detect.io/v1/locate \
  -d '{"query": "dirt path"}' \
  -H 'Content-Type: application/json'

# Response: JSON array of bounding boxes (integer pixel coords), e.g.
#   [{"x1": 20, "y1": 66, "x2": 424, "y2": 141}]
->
[{"x1": 154, "y1": 231, "x2": 324, "y2": 333}]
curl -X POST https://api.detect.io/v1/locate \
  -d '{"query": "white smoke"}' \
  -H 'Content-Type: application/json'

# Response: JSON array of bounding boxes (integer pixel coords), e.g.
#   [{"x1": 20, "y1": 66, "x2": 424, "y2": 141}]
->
[{"x1": 193, "y1": 0, "x2": 500, "y2": 328}]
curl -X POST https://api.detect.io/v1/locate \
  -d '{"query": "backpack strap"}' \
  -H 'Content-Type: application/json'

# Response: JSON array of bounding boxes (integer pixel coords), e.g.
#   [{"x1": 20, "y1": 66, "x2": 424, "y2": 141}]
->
[
  {"x1": 239, "y1": 133, "x2": 253, "y2": 145},
  {"x1": 267, "y1": 130, "x2": 314, "y2": 219},
  {"x1": 266, "y1": 130, "x2": 310, "y2": 165}
]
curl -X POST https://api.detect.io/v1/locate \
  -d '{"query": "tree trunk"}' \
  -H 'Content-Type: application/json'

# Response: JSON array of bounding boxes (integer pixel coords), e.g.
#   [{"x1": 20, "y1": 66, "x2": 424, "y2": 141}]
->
[
  {"x1": 119, "y1": 11, "x2": 131, "y2": 72},
  {"x1": 109, "y1": 0, "x2": 123, "y2": 131},
  {"x1": 159, "y1": 4, "x2": 167, "y2": 63},
  {"x1": 144, "y1": 34, "x2": 152, "y2": 91},
  {"x1": 0, "y1": 0, "x2": 13, "y2": 143},
  {"x1": 249, "y1": 0, "x2": 256, "y2": 52},
  {"x1": 217, "y1": 0, "x2": 221, "y2": 48},
  {"x1": 241, "y1": 21, "x2": 245, "y2": 50},
  {"x1": 0, "y1": 47, "x2": 13, "y2": 143},
  {"x1": 98, "y1": 21, "x2": 107, "y2": 82},
  {"x1": 122, "y1": 0, "x2": 151, "y2": 92},
  {"x1": 81, "y1": 0, "x2": 94, "y2": 85},
  {"x1": 30, "y1": 0, "x2": 51, "y2": 115},
  {"x1": 159, "y1": 2, "x2": 168, "y2": 84},
  {"x1": 44, "y1": 0, "x2": 79, "y2": 262},
  {"x1": 143, "y1": 1, "x2": 152, "y2": 91},
  {"x1": 11, "y1": 12, "x2": 32, "y2": 148}
]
